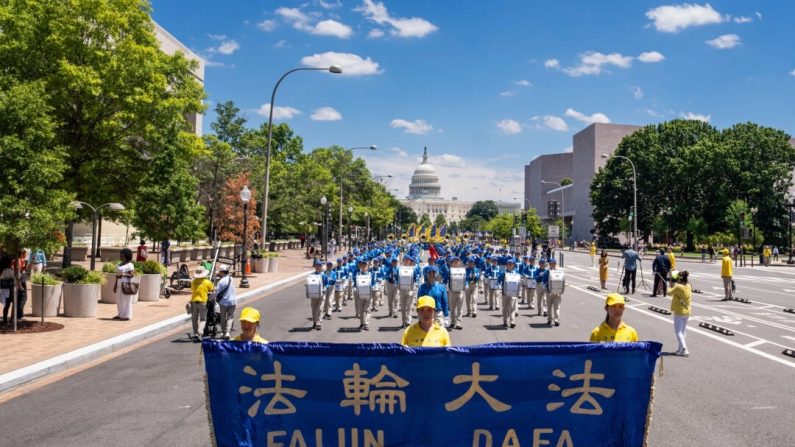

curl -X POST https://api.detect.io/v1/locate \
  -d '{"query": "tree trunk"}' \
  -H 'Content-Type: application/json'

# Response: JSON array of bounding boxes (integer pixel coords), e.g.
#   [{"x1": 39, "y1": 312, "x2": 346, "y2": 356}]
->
[{"x1": 63, "y1": 220, "x2": 73, "y2": 268}]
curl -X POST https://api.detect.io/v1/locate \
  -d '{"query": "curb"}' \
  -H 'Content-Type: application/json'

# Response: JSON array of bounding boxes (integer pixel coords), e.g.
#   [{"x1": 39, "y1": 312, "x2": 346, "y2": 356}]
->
[{"x1": 0, "y1": 270, "x2": 310, "y2": 394}]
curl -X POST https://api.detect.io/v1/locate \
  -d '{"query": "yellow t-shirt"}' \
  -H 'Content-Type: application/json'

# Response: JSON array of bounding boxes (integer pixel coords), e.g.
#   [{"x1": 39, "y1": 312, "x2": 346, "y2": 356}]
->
[
  {"x1": 401, "y1": 322, "x2": 451, "y2": 347},
  {"x1": 232, "y1": 334, "x2": 268, "y2": 343},
  {"x1": 190, "y1": 278, "x2": 214, "y2": 303},
  {"x1": 590, "y1": 245, "x2": 596, "y2": 256},
  {"x1": 590, "y1": 321, "x2": 639, "y2": 343},
  {"x1": 668, "y1": 283, "x2": 692, "y2": 316},
  {"x1": 668, "y1": 252, "x2": 676, "y2": 269},
  {"x1": 721, "y1": 256, "x2": 733, "y2": 278}
]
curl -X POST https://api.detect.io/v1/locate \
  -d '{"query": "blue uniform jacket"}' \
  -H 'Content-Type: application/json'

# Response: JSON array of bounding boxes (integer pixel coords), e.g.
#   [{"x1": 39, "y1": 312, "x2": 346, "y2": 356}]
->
[{"x1": 417, "y1": 281, "x2": 449, "y2": 317}]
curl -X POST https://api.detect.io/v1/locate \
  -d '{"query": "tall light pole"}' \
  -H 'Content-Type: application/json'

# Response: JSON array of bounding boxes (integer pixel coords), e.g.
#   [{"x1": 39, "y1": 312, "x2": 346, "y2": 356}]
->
[
  {"x1": 70, "y1": 201, "x2": 125, "y2": 271},
  {"x1": 540, "y1": 180, "x2": 565, "y2": 246},
  {"x1": 261, "y1": 65, "x2": 342, "y2": 249},
  {"x1": 239, "y1": 185, "x2": 251, "y2": 288},
  {"x1": 320, "y1": 196, "x2": 328, "y2": 262},
  {"x1": 787, "y1": 197, "x2": 795, "y2": 264},
  {"x1": 365, "y1": 211, "x2": 370, "y2": 243},
  {"x1": 347, "y1": 206, "x2": 353, "y2": 249},
  {"x1": 602, "y1": 154, "x2": 638, "y2": 248},
  {"x1": 339, "y1": 145, "x2": 377, "y2": 246}
]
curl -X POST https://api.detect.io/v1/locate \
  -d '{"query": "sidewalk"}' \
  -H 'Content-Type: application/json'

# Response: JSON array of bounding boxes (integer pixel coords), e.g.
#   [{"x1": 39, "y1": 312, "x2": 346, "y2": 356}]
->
[{"x1": 0, "y1": 247, "x2": 315, "y2": 393}]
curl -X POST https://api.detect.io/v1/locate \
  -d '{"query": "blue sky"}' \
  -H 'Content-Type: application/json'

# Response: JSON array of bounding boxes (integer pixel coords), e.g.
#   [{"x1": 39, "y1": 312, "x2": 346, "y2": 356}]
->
[{"x1": 151, "y1": 0, "x2": 795, "y2": 202}]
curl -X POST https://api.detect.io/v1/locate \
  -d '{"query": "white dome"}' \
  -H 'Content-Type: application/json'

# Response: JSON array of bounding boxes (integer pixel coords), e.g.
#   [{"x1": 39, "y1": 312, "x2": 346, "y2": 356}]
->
[{"x1": 408, "y1": 147, "x2": 442, "y2": 199}]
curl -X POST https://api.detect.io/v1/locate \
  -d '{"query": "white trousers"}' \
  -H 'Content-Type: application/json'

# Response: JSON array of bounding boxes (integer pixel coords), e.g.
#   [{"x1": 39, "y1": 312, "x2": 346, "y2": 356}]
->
[
  {"x1": 547, "y1": 293, "x2": 561, "y2": 323},
  {"x1": 449, "y1": 290, "x2": 465, "y2": 326},
  {"x1": 674, "y1": 315, "x2": 689, "y2": 352},
  {"x1": 501, "y1": 295, "x2": 517, "y2": 324},
  {"x1": 535, "y1": 287, "x2": 547, "y2": 314},
  {"x1": 399, "y1": 288, "x2": 414, "y2": 325}
]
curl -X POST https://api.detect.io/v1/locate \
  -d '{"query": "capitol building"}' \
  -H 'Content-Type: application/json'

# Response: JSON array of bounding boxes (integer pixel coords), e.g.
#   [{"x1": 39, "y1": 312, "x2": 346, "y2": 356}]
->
[{"x1": 400, "y1": 148, "x2": 520, "y2": 224}]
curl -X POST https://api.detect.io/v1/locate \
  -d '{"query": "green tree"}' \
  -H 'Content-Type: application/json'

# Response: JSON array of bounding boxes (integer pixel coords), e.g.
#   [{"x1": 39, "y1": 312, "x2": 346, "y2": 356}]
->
[
  {"x1": 419, "y1": 213, "x2": 432, "y2": 227},
  {"x1": 211, "y1": 101, "x2": 249, "y2": 155},
  {"x1": 522, "y1": 208, "x2": 544, "y2": 238},
  {"x1": 434, "y1": 213, "x2": 447, "y2": 227},
  {"x1": 560, "y1": 177, "x2": 573, "y2": 186},
  {"x1": 196, "y1": 135, "x2": 237, "y2": 240},
  {"x1": 485, "y1": 213, "x2": 514, "y2": 240},
  {"x1": 459, "y1": 215, "x2": 486, "y2": 232},
  {"x1": 466, "y1": 200, "x2": 499, "y2": 221},
  {"x1": 0, "y1": 80, "x2": 73, "y2": 255},
  {"x1": 394, "y1": 202, "x2": 417, "y2": 228}
]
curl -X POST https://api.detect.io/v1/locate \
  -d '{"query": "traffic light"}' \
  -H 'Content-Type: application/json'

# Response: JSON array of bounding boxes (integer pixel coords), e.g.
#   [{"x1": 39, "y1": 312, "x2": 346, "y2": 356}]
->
[
  {"x1": 521, "y1": 211, "x2": 527, "y2": 225},
  {"x1": 547, "y1": 201, "x2": 555, "y2": 219},
  {"x1": 555, "y1": 201, "x2": 561, "y2": 219}
]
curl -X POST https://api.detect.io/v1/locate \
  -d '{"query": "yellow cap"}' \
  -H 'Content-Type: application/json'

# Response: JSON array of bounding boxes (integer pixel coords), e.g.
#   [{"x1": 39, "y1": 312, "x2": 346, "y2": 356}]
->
[
  {"x1": 722, "y1": 248, "x2": 729, "y2": 255},
  {"x1": 239, "y1": 307, "x2": 261, "y2": 323},
  {"x1": 605, "y1": 293, "x2": 625, "y2": 306},
  {"x1": 417, "y1": 296, "x2": 436, "y2": 310},
  {"x1": 671, "y1": 270, "x2": 679, "y2": 280}
]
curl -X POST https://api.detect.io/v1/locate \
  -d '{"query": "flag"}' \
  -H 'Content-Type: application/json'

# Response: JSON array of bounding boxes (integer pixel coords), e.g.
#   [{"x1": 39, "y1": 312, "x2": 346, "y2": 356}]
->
[
  {"x1": 430, "y1": 225, "x2": 437, "y2": 238},
  {"x1": 425, "y1": 225, "x2": 432, "y2": 239},
  {"x1": 407, "y1": 224, "x2": 415, "y2": 238},
  {"x1": 428, "y1": 243, "x2": 439, "y2": 262},
  {"x1": 439, "y1": 224, "x2": 447, "y2": 237}
]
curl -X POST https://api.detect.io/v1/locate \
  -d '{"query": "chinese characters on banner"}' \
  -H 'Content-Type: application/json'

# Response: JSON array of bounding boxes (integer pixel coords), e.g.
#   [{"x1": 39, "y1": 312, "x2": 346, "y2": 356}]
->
[{"x1": 203, "y1": 341, "x2": 661, "y2": 447}]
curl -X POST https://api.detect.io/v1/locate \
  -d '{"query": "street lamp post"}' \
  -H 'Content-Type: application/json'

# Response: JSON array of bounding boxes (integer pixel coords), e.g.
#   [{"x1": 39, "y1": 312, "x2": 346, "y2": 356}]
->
[
  {"x1": 70, "y1": 201, "x2": 125, "y2": 271},
  {"x1": 239, "y1": 185, "x2": 251, "y2": 288},
  {"x1": 339, "y1": 145, "x2": 377, "y2": 247},
  {"x1": 320, "y1": 196, "x2": 329, "y2": 262},
  {"x1": 540, "y1": 180, "x2": 565, "y2": 246},
  {"x1": 365, "y1": 211, "x2": 370, "y2": 243},
  {"x1": 261, "y1": 65, "x2": 342, "y2": 249},
  {"x1": 347, "y1": 206, "x2": 353, "y2": 249},
  {"x1": 602, "y1": 154, "x2": 638, "y2": 248},
  {"x1": 788, "y1": 198, "x2": 795, "y2": 264}
]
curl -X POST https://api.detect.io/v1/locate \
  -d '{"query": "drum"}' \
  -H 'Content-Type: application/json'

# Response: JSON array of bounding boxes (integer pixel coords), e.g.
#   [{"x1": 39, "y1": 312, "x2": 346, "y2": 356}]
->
[
  {"x1": 305, "y1": 275, "x2": 323, "y2": 299},
  {"x1": 503, "y1": 273, "x2": 521, "y2": 297},
  {"x1": 449, "y1": 268, "x2": 465, "y2": 292},
  {"x1": 398, "y1": 266, "x2": 414, "y2": 291},
  {"x1": 356, "y1": 275, "x2": 372, "y2": 299}
]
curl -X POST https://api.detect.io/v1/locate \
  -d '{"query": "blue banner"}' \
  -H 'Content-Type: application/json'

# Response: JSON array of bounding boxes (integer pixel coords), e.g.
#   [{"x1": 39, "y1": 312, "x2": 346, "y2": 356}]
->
[{"x1": 203, "y1": 341, "x2": 661, "y2": 447}]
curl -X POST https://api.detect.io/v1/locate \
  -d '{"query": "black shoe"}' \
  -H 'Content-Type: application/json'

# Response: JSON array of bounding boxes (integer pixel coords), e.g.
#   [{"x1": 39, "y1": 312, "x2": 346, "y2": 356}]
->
[
  {"x1": 315, "y1": 324, "x2": 322, "y2": 330},
  {"x1": 455, "y1": 325, "x2": 463, "y2": 330},
  {"x1": 472, "y1": 313, "x2": 477, "y2": 318},
  {"x1": 554, "y1": 321, "x2": 560, "y2": 327},
  {"x1": 503, "y1": 322, "x2": 509, "y2": 328},
  {"x1": 650, "y1": 295, "x2": 657, "y2": 297},
  {"x1": 510, "y1": 323, "x2": 516, "y2": 328},
  {"x1": 363, "y1": 325, "x2": 370, "y2": 331}
]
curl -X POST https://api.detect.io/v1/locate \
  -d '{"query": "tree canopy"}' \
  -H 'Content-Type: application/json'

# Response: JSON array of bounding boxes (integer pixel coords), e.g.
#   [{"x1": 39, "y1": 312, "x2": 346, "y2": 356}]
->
[{"x1": 466, "y1": 200, "x2": 499, "y2": 221}]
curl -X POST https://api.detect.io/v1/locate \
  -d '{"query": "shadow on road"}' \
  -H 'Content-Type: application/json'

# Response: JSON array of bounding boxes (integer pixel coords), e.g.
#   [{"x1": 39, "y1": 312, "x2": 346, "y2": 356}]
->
[
  {"x1": 288, "y1": 327, "x2": 313, "y2": 332},
  {"x1": 483, "y1": 324, "x2": 508, "y2": 330},
  {"x1": 338, "y1": 327, "x2": 362, "y2": 333},
  {"x1": 529, "y1": 323, "x2": 553, "y2": 329},
  {"x1": 377, "y1": 326, "x2": 403, "y2": 332}
]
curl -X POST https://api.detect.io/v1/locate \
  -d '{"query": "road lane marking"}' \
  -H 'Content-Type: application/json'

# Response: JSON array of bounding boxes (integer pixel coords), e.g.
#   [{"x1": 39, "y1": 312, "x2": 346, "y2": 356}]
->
[{"x1": 745, "y1": 340, "x2": 766, "y2": 348}]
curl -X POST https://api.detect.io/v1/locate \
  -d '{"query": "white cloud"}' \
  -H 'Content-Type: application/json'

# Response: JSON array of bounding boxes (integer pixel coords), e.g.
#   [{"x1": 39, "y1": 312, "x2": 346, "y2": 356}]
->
[
  {"x1": 257, "y1": 19, "x2": 278, "y2": 32},
  {"x1": 356, "y1": 0, "x2": 438, "y2": 38},
  {"x1": 431, "y1": 154, "x2": 467, "y2": 168},
  {"x1": 646, "y1": 3, "x2": 724, "y2": 33},
  {"x1": 275, "y1": 7, "x2": 352, "y2": 38},
  {"x1": 257, "y1": 104, "x2": 301, "y2": 120},
  {"x1": 273, "y1": 39, "x2": 289, "y2": 48},
  {"x1": 390, "y1": 119, "x2": 433, "y2": 135},
  {"x1": 562, "y1": 146, "x2": 573, "y2": 153},
  {"x1": 318, "y1": 0, "x2": 342, "y2": 9},
  {"x1": 368, "y1": 29, "x2": 385, "y2": 38},
  {"x1": 562, "y1": 52, "x2": 633, "y2": 77},
  {"x1": 497, "y1": 119, "x2": 522, "y2": 134},
  {"x1": 565, "y1": 108, "x2": 611, "y2": 124},
  {"x1": 514, "y1": 79, "x2": 532, "y2": 87},
  {"x1": 706, "y1": 34, "x2": 740, "y2": 49},
  {"x1": 631, "y1": 86, "x2": 644, "y2": 99},
  {"x1": 204, "y1": 60, "x2": 229, "y2": 68},
  {"x1": 543, "y1": 115, "x2": 569, "y2": 131},
  {"x1": 217, "y1": 40, "x2": 240, "y2": 55},
  {"x1": 544, "y1": 59, "x2": 560, "y2": 68},
  {"x1": 310, "y1": 106, "x2": 342, "y2": 121},
  {"x1": 682, "y1": 112, "x2": 711, "y2": 122},
  {"x1": 499, "y1": 90, "x2": 518, "y2": 97},
  {"x1": 301, "y1": 51, "x2": 383, "y2": 76},
  {"x1": 755, "y1": 11, "x2": 762, "y2": 20},
  {"x1": 733, "y1": 16, "x2": 752, "y2": 23},
  {"x1": 388, "y1": 146, "x2": 408, "y2": 157},
  {"x1": 208, "y1": 34, "x2": 227, "y2": 41},
  {"x1": 645, "y1": 108, "x2": 665, "y2": 118},
  {"x1": 637, "y1": 51, "x2": 665, "y2": 63},
  {"x1": 790, "y1": 69, "x2": 795, "y2": 77}
]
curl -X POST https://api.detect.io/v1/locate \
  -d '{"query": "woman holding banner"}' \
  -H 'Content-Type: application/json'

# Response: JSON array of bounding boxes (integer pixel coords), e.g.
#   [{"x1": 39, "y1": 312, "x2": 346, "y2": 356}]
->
[
  {"x1": 401, "y1": 296, "x2": 451, "y2": 347},
  {"x1": 590, "y1": 293, "x2": 638, "y2": 342}
]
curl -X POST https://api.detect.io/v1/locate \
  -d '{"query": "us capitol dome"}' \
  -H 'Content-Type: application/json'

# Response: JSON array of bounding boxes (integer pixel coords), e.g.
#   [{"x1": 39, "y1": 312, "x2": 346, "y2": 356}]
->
[{"x1": 408, "y1": 147, "x2": 443, "y2": 199}]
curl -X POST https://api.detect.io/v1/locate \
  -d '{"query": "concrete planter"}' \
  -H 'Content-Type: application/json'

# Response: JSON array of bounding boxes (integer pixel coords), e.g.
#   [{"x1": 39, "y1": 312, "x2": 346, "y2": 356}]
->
[
  {"x1": 189, "y1": 248, "x2": 200, "y2": 261},
  {"x1": 31, "y1": 283, "x2": 62, "y2": 317},
  {"x1": 252, "y1": 258, "x2": 267, "y2": 273},
  {"x1": 67, "y1": 246, "x2": 89, "y2": 262},
  {"x1": 62, "y1": 283, "x2": 100, "y2": 317},
  {"x1": 101, "y1": 273, "x2": 119, "y2": 304},
  {"x1": 178, "y1": 248, "x2": 189, "y2": 262},
  {"x1": 201, "y1": 247, "x2": 211, "y2": 259},
  {"x1": 268, "y1": 242, "x2": 276, "y2": 252},
  {"x1": 267, "y1": 257, "x2": 279, "y2": 273},
  {"x1": 100, "y1": 247, "x2": 124, "y2": 262},
  {"x1": 138, "y1": 274, "x2": 161, "y2": 302}
]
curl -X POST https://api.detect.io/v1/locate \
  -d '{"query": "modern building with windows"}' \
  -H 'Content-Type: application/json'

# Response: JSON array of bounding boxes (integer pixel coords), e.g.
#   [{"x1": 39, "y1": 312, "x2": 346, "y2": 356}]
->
[{"x1": 401, "y1": 148, "x2": 520, "y2": 225}]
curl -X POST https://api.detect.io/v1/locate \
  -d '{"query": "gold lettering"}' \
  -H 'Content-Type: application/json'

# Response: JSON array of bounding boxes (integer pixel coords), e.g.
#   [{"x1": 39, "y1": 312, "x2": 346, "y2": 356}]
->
[
  {"x1": 337, "y1": 428, "x2": 345, "y2": 447},
  {"x1": 352, "y1": 428, "x2": 358, "y2": 447},
  {"x1": 473, "y1": 429, "x2": 493, "y2": 447},
  {"x1": 289, "y1": 430, "x2": 307, "y2": 447},
  {"x1": 501, "y1": 429, "x2": 520, "y2": 447},
  {"x1": 315, "y1": 429, "x2": 323, "y2": 447},
  {"x1": 363, "y1": 429, "x2": 384, "y2": 447},
  {"x1": 556, "y1": 430, "x2": 573, "y2": 447},
  {"x1": 267, "y1": 430, "x2": 287, "y2": 447},
  {"x1": 533, "y1": 428, "x2": 553, "y2": 447}
]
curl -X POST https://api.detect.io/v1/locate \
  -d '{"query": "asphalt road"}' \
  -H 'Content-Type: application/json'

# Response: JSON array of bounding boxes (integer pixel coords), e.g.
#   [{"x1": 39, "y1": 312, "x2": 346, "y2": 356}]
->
[{"x1": 1, "y1": 250, "x2": 794, "y2": 446}]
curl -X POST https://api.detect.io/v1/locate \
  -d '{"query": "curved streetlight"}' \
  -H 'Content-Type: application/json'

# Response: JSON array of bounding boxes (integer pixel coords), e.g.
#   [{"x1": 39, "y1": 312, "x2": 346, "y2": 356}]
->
[
  {"x1": 602, "y1": 153, "x2": 638, "y2": 248},
  {"x1": 261, "y1": 65, "x2": 343, "y2": 248},
  {"x1": 513, "y1": 197, "x2": 533, "y2": 209},
  {"x1": 239, "y1": 185, "x2": 251, "y2": 288},
  {"x1": 540, "y1": 180, "x2": 564, "y2": 246},
  {"x1": 70, "y1": 201, "x2": 125, "y2": 271},
  {"x1": 320, "y1": 195, "x2": 329, "y2": 262},
  {"x1": 339, "y1": 145, "x2": 377, "y2": 245}
]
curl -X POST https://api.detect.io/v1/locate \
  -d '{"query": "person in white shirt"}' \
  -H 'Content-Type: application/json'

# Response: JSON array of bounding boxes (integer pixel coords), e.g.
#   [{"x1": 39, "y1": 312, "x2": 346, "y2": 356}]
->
[{"x1": 215, "y1": 264, "x2": 237, "y2": 340}]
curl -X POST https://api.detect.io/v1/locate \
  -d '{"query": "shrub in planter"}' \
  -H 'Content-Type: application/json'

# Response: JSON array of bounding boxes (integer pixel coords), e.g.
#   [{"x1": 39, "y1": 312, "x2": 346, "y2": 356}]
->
[
  {"x1": 138, "y1": 260, "x2": 166, "y2": 301},
  {"x1": 60, "y1": 267, "x2": 104, "y2": 317},
  {"x1": 31, "y1": 273, "x2": 62, "y2": 317},
  {"x1": 101, "y1": 262, "x2": 120, "y2": 304}
]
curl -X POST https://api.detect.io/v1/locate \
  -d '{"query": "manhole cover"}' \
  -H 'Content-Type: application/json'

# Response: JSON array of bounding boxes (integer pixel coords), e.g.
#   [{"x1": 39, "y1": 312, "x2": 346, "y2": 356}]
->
[{"x1": 0, "y1": 320, "x2": 65, "y2": 334}]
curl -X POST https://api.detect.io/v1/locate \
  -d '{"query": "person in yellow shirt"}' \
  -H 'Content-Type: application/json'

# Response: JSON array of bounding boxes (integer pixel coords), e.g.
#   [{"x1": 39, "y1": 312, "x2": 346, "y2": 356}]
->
[
  {"x1": 763, "y1": 246, "x2": 771, "y2": 266},
  {"x1": 589, "y1": 243, "x2": 597, "y2": 267},
  {"x1": 720, "y1": 248, "x2": 733, "y2": 301},
  {"x1": 590, "y1": 293, "x2": 638, "y2": 342},
  {"x1": 667, "y1": 247, "x2": 676, "y2": 270},
  {"x1": 233, "y1": 307, "x2": 268, "y2": 343},
  {"x1": 598, "y1": 249, "x2": 609, "y2": 290},
  {"x1": 668, "y1": 270, "x2": 691, "y2": 356},
  {"x1": 189, "y1": 267, "x2": 214, "y2": 341},
  {"x1": 401, "y1": 296, "x2": 451, "y2": 347}
]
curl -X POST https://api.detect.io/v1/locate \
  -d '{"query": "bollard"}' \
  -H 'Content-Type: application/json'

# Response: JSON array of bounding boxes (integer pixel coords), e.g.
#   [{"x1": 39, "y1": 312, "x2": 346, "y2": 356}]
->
[
  {"x1": 560, "y1": 253, "x2": 564, "y2": 267},
  {"x1": 648, "y1": 306, "x2": 671, "y2": 315},
  {"x1": 698, "y1": 322, "x2": 735, "y2": 336},
  {"x1": 692, "y1": 289, "x2": 703, "y2": 294},
  {"x1": 783, "y1": 349, "x2": 795, "y2": 359},
  {"x1": 783, "y1": 308, "x2": 795, "y2": 314},
  {"x1": 730, "y1": 297, "x2": 752, "y2": 304},
  {"x1": 586, "y1": 286, "x2": 600, "y2": 292}
]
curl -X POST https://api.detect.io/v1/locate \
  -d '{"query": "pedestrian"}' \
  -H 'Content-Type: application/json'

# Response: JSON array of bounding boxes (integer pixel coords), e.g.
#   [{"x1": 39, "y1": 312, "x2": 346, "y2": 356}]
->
[
  {"x1": 720, "y1": 248, "x2": 733, "y2": 301},
  {"x1": 763, "y1": 246, "x2": 771, "y2": 267},
  {"x1": 299, "y1": 234, "x2": 306, "y2": 249},
  {"x1": 233, "y1": 307, "x2": 268, "y2": 343},
  {"x1": 545, "y1": 258, "x2": 565, "y2": 326},
  {"x1": 385, "y1": 257, "x2": 399, "y2": 319},
  {"x1": 113, "y1": 248, "x2": 136, "y2": 321},
  {"x1": 189, "y1": 266, "x2": 214, "y2": 341},
  {"x1": 773, "y1": 246, "x2": 779, "y2": 262},
  {"x1": 622, "y1": 245, "x2": 640, "y2": 294},
  {"x1": 498, "y1": 258, "x2": 521, "y2": 328},
  {"x1": 401, "y1": 296, "x2": 451, "y2": 347},
  {"x1": 306, "y1": 260, "x2": 326, "y2": 330},
  {"x1": 599, "y1": 249, "x2": 609, "y2": 290},
  {"x1": 136, "y1": 239, "x2": 148, "y2": 262},
  {"x1": 8, "y1": 250, "x2": 28, "y2": 321},
  {"x1": 30, "y1": 248, "x2": 46, "y2": 274},
  {"x1": 589, "y1": 242, "x2": 597, "y2": 267},
  {"x1": 161, "y1": 239, "x2": 171, "y2": 266},
  {"x1": 708, "y1": 245, "x2": 715, "y2": 263},
  {"x1": 651, "y1": 249, "x2": 671, "y2": 297},
  {"x1": 416, "y1": 265, "x2": 449, "y2": 327},
  {"x1": 667, "y1": 247, "x2": 677, "y2": 273},
  {"x1": 332, "y1": 258, "x2": 347, "y2": 312},
  {"x1": 521, "y1": 256, "x2": 537, "y2": 310},
  {"x1": 668, "y1": 270, "x2": 691, "y2": 356},
  {"x1": 215, "y1": 264, "x2": 237, "y2": 340},
  {"x1": 398, "y1": 255, "x2": 419, "y2": 328},
  {"x1": 589, "y1": 293, "x2": 638, "y2": 342},
  {"x1": 700, "y1": 246, "x2": 706, "y2": 263},
  {"x1": 0, "y1": 256, "x2": 17, "y2": 324}
]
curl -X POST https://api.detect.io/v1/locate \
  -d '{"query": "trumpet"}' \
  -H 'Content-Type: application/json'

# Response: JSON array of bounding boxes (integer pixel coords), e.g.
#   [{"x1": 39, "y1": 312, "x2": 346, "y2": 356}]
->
[{"x1": 388, "y1": 233, "x2": 395, "y2": 241}]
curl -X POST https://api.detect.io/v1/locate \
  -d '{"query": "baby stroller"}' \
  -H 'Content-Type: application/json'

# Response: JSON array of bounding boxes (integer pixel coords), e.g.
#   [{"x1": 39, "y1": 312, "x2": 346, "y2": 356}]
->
[{"x1": 168, "y1": 264, "x2": 192, "y2": 293}]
